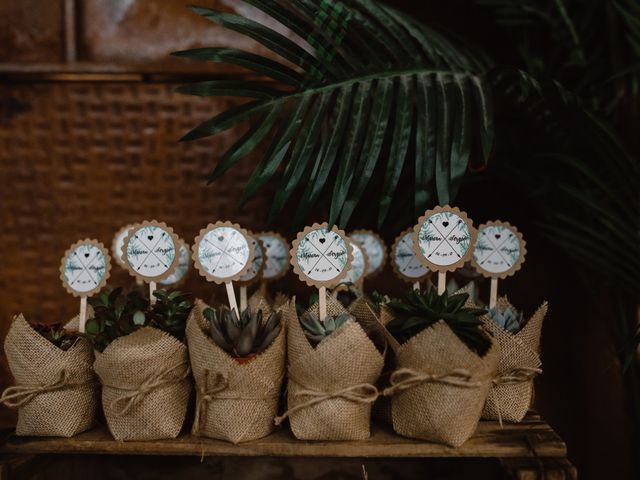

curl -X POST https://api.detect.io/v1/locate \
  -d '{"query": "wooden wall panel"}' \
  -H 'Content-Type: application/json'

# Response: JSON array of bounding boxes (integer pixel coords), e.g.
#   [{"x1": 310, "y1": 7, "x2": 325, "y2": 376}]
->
[{"x1": 0, "y1": 1, "x2": 64, "y2": 62}]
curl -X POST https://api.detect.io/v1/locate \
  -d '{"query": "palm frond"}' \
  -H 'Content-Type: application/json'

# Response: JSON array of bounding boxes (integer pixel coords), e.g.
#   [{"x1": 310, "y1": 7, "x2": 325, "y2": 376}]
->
[{"x1": 175, "y1": 1, "x2": 494, "y2": 229}]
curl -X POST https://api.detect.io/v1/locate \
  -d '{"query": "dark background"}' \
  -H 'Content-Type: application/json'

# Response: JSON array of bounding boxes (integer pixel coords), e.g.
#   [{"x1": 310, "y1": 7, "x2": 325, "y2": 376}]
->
[{"x1": 0, "y1": 1, "x2": 635, "y2": 479}]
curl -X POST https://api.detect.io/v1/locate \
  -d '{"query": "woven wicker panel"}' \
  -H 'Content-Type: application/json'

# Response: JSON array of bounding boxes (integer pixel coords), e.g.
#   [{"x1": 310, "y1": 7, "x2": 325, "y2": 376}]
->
[{"x1": 0, "y1": 82, "x2": 275, "y2": 350}]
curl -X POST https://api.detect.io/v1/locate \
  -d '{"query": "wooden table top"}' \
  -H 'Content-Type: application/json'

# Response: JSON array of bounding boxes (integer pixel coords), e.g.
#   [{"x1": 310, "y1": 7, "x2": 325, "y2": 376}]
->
[{"x1": 0, "y1": 414, "x2": 566, "y2": 459}]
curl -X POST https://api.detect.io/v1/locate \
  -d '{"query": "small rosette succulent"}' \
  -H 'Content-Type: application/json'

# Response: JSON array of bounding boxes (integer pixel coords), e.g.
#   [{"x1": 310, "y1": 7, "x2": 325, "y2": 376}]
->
[
  {"x1": 299, "y1": 312, "x2": 354, "y2": 347},
  {"x1": 203, "y1": 306, "x2": 281, "y2": 359},
  {"x1": 31, "y1": 322, "x2": 79, "y2": 351},
  {"x1": 486, "y1": 306, "x2": 525, "y2": 333}
]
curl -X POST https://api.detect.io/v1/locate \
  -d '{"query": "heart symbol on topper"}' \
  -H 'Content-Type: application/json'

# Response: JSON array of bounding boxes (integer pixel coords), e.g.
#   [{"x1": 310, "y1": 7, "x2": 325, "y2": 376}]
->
[
  {"x1": 218, "y1": 236, "x2": 224, "y2": 242},
  {"x1": 495, "y1": 234, "x2": 501, "y2": 239},
  {"x1": 147, "y1": 235, "x2": 153, "y2": 241},
  {"x1": 442, "y1": 221, "x2": 449, "y2": 228},
  {"x1": 319, "y1": 237, "x2": 326, "y2": 244},
  {"x1": 84, "y1": 253, "x2": 90, "y2": 258}
]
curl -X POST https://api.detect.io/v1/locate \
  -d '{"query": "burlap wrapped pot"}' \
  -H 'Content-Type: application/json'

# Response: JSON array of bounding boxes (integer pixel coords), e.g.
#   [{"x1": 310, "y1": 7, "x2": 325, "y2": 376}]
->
[
  {"x1": 383, "y1": 320, "x2": 499, "y2": 447},
  {"x1": 93, "y1": 327, "x2": 191, "y2": 441},
  {"x1": 277, "y1": 294, "x2": 385, "y2": 440},
  {"x1": 0, "y1": 314, "x2": 98, "y2": 437},
  {"x1": 186, "y1": 298, "x2": 286, "y2": 444},
  {"x1": 481, "y1": 297, "x2": 547, "y2": 423}
]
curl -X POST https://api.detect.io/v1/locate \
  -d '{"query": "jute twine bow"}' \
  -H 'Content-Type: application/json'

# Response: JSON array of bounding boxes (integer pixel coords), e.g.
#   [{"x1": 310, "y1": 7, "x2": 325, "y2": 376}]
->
[
  {"x1": 274, "y1": 380, "x2": 378, "y2": 426},
  {"x1": 0, "y1": 369, "x2": 86, "y2": 408},
  {"x1": 492, "y1": 366, "x2": 542, "y2": 428},
  {"x1": 192, "y1": 370, "x2": 229, "y2": 436},
  {"x1": 382, "y1": 368, "x2": 482, "y2": 396},
  {"x1": 492, "y1": 367, "x2": 542, "y2": 386},
  {"x1": 107, "y1": 362, "x2": 190, "y2": 417}
]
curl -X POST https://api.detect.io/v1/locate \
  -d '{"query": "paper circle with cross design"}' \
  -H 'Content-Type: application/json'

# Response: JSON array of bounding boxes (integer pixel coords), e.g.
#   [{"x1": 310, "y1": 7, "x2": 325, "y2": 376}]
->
[
  {"x1": 256, "y1": 231, "x2": 290, "y2": 281},
  {"x1": 112, "y1": 224, "x2": 134, "y2": 268},
  {"x1": 290, "y1": 223, "x2": 353, "y2": 288},
  {"x1": 60, "y1": 239, "x2": 112, "y2": 297},
  {"x1": 238, "y1": 235, "x2": 267, "y2": 286},
  {"x1": 341, "y1": 238, "x2": 369, "y2": 287},
  {"x1": 391, "y1": 229, "x2": 431, "y2": 283},
  {"x1": 471, "y1": 221, "x2": 526, "y2": 279},
  {"x1": 121, "y1": 220, "x2": 181, "y2": 282},
  {"x1": 192, "y1": 221, "x2": 255, "y2": 284},
  {"x1": 159, "y1": 238, "x2": 191, "y2": 287},
  {"x1": 413, "y1": 205, "x2": 476, "y2": 273},
  {"x1": 350, "y1": 230, "x2": 386, "y2": 276}
]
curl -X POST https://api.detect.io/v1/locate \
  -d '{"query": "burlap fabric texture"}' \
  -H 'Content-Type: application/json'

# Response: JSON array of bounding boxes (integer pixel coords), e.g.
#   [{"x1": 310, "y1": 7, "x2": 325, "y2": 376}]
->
[
  {"x1": 93, "y1": 327, "x2": 191, "y2": 441},
  {"x1": 278, "y1": 294, "x2": 384, "y2": 440},
  {"x1": 187, "y1": 297, "x2": 285, "y2": 444},
  {"x1": 481, "y1": 297, "x2": 547, "y2": 423},
  {"x1": 383, "y1": 320, "x2": 499, "y2": 447},
  {"x1": 0, "y1": 313, "x2": 98, "y2": 437}
]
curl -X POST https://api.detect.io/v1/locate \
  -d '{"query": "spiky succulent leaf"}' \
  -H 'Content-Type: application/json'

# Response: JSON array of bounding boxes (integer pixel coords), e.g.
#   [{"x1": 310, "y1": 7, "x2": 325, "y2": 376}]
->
[
  {"x1": 387, "y1": 287, "x2": 491, "y2": 356},
  {"x1": 299, "y1": 311, "x2": 354, "y2": 347}
]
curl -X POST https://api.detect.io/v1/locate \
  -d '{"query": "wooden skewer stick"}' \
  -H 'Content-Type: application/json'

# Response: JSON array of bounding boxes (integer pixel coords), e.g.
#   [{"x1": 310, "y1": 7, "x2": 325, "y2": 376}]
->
[
  {"x1": 149, "y1": 281, "x2": 157, "y2": 305},
  {"x1": 240, "y1": 285, "x2": 248, "y2": 312},
  {"x1": 412, "y1": 281, "x2": 420, "y2": 291},
  {"x1": 225, "y1": 282, "x2": 239, "y2": 315},
  {"x1": 318, "y1": 286, "x2": 327, "y2": 322},
  {"x1": 79, "y1": 296, "x2": 87, "y2": 333},
  {"x1": 489, "y1": 278, "x2": 498, "y2": 309},
  {"x1": 437, "y1": 272, "x2": 446, "y2": 295}
]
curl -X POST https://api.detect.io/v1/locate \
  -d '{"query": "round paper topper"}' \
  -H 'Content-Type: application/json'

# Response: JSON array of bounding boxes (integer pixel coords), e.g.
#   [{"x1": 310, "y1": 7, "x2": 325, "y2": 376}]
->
[
  {"x1": 341, "y1": 239, "x2": 369, "y2": 287},
  {"x1": 192, "y1": 221, "x2": 254, "y2": 284},
  {"x1": 122, "y1": 220, "x2": 181, "y2": 282},
  {"x1": 350, "y1": 230, "x2": 386, "y2": 276},
  {"x1": 238, "y1": 235, "x2": 266, "y2": 285},
  {"x1": 391, "y1": 229, "x2": 431, "y2": 283},
  {"x1": 290, "y1": 223, "x2": 353, "y2": 288},
  {"x1": 159, "y1": 238, "x2": 191, "y2": 287},
  {"x1": 413, "y1": 205, "x2": 476, "y2": 272},
  {"x1": 112, "y1": 224, "x2": 134, "y2": 268},
  {"x1": 256, "y1": 231, "x2": 290, "y2": 281},
  {"x1": 471, "y1": 221, "x2": 526, "y2": 279},
  {"x1": 60, "y1": 239, "x2": 111, "y2": 297}
]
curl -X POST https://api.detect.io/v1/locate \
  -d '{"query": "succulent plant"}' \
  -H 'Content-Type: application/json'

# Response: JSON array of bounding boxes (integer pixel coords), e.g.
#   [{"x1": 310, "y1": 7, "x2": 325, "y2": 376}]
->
[
  {"x1": 487, "y1": 306, "x2": 525, "y2": 333},
  {"x1": 387, "y1": 288, "x2": 491, "y2": 357},
  {"x1": 86, "y1": 287, "x2": 149, "y2": 352},
  {"x1": 299, "y1": 312, "x2": 354, "y2": 347},
  {"x1": 148, "y1": 289, "x2": 193, "y2": 341},
  {"x1": 334, "y1": 283, "x2": 362, "y2": 308},
  {"x1": 203, "y1": 306, "x2": 281, "y2": 359},
  {"x1": 32, "y1": 322, "x2": 78, "y2": 351}
]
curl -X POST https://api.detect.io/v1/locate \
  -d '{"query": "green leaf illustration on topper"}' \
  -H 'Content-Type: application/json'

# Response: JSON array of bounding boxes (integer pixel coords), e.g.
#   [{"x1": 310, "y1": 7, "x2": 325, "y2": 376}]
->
[{"x1": 174, "y1": 0, "x2": 494, "y2": 229}]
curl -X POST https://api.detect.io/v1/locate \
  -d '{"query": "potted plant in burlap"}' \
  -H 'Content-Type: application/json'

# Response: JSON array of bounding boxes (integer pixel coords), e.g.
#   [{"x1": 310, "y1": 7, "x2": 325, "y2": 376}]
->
[
  {"x1": 276, "y1": 293, "x2": 385, "y2": 440},
  {"x1": 187, "y1": 297, "x2": 284, "y2": 443},
  {"x1": 86, "y1": 288, "x2": 193, "y2": 441},
  {"x1": 0, "y1": 313, "x2": 99, "y2": 437},
  {"x1": 381, "y1": 288, "x2": 499, "y2": 447},
  {"x1": 481, "y1": 297, "x2": 547, "y2": 423}
]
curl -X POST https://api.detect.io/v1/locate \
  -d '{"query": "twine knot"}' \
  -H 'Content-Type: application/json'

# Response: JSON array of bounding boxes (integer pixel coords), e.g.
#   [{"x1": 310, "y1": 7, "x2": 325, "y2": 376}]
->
[
  {"x1": 108, "y1": 362, "x2": 189, "y2": 416},
  {"x1": 192, "y1": 370, "x2": 229, "y2": 436},
  {"x1": 274, "y1": 380, "x2": 378, "y2": 426},
  {"x1": 382, "y1": 367, "x2": 482, "y2": 396},
  {"x1": 492, "y1": 367, "x2": 541, "y2": 386},
  {"x1": 0, "y1": 370, "x2": 77, "y2": 408}
]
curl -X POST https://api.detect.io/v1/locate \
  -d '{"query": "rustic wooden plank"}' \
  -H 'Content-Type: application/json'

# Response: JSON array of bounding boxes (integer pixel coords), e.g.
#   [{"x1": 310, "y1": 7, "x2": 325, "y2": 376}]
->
[
  {"x1": 0, "y1": 419, "x2": 567, "y2": 459},
  {"x1": 62, "y1": 0, "x2": 77, "y2": 63}
]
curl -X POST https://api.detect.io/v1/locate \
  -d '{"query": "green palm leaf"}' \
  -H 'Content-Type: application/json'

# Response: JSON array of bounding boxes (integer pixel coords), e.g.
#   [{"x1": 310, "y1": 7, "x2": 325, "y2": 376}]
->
[{"x1": 175, "y1": 0, "x2": 495, "y2": 229}]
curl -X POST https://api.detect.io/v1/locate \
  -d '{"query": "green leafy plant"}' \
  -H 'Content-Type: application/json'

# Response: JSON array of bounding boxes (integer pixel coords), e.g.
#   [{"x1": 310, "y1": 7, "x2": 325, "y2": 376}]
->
[
  {"x1": 148, "y1": 290, "x2": 194, "y2": 341},
  {"x1": 86, "y1": 288, "x2": 149, "y2": 353},
  {"x1": 299, "y1": 311, "x2": 353, "y2": 346},
  {"x1": 387, "y1": 288, "x2": 491, "y2": 356},
  {"x1": 203, "y1": 306, "x2": 281, "y2": 359},
  {"x1": 174, "y1": 1, "x2": 494, "y2": 229},
  {"x1": 334, "y1": 283, "x2": 361, "y2": 307},
  {"x1": 32, "y1": 322, "x2": 78, "y2": 351},
  {"x1": 486, "y1": 306, "x2": 524, "y2": 333}
]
